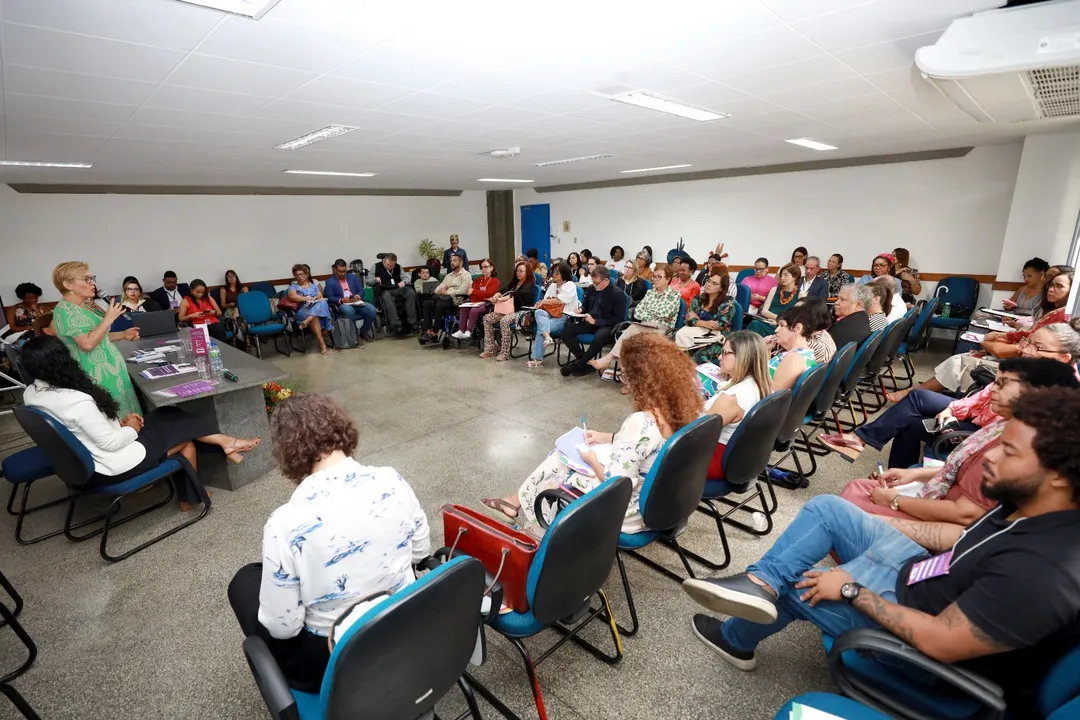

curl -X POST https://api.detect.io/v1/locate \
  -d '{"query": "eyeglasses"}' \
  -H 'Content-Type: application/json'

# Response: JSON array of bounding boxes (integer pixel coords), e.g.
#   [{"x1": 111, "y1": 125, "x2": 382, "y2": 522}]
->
[
  {"x1": 754, "y1": 266, "x2": 767, "y2": 273},
  {"x1": 1026, "y1": 342, "x2": 1057, "y2": 354},
  {"x1": 721, "y1": 349, "x2": 736, "y2": 357},
  {"x1": 79, "y1": 275, "x2": 97, "y2": 283},
  {"x1": 992, "y1": 376, "x2": 1019, "y2": 390}
]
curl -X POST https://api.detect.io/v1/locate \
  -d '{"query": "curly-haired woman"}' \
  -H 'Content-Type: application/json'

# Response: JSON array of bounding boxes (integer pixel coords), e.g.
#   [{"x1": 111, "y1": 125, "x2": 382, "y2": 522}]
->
[
  {"x1": 12, "y1": 281, "x2": 45, "y2": 329},
  {"x1": 228, "y1": 393, "x2": 430, "y2": 692},
  {"x1": 481, "y1": 333, "x2": 703, "y2": 534}
]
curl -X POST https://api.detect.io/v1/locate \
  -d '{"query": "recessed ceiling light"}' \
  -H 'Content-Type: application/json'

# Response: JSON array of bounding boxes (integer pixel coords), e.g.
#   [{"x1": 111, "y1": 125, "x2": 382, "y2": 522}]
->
[
  {"x1": 284, "y1": 170, "x2": 377, "y2": 177},
  {"x1": 0, "y1": 160, "x2": 93, "y2": 168},
  {"x1": 276, "y1": 125, "x2": 358, "y2": 150},
  {"x1": 173, "y1": 0, "x2": 282, "y2": 19},
  {"x1": 534, "y1": 154, "x2": 614, "y2": 167},
  {"x1": 619, "y1": 164, "x2": 693, "y2": 174},
  {"x1": 785, "y1": 138, "x2": 839, "y2": 151},
  {"x1": 477, "y1": 178, "x2": 534, "y2": 183},
  {"x1": 611, "y1": 92, "x2": 728, "y2": 122}
]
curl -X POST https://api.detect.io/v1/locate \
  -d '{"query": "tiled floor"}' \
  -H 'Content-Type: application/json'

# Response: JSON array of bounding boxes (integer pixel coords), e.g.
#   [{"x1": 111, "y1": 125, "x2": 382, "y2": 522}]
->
[{"x1": 0, "y1": 335, "x2": 937, "y2": 720}]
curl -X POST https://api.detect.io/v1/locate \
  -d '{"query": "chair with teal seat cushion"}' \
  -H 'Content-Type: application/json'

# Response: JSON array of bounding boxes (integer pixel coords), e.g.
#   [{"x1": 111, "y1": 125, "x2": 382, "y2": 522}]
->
[
  {"x1": 2, "y1": 445, "x2": 67, "y2": 545},
  {"x1": 929, "y1": 276, "x2": 980, "y2": 353},
  {"x1": 735, "y1": 283, "x2": 752, "y2": 315},
  {"x1": 775, "y1": 692, "x2": 893, "y2": 719},
  {"x1": 770, "y1": 362, "x2": 829, "y2": 489},
  {"x1": 237, "y1": 292, "x2": 291, "y2": 359}
]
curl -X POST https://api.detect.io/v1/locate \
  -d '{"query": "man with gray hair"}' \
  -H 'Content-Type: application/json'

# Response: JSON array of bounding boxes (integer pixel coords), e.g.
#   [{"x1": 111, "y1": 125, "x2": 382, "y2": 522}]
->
[
  {"x1": 800, "y1": 256, "x2": 829, "y2": 301},
  {"x1": 828, "y1": 283, "x2": 873, "y2": 349}
]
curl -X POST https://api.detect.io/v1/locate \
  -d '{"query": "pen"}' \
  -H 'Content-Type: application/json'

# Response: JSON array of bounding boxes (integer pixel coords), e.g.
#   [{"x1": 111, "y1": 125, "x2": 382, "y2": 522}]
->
[
  {"x1": 877, "y1": 462, "x2": 886, "y2": 488},
  {"x1": 580, "y1": 414, "x2": 588, "y2": 436}
]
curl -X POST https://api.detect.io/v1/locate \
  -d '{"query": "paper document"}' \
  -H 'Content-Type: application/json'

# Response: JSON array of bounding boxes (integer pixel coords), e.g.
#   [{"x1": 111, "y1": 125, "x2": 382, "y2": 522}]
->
[
  {"x1": 790, "y1": 702, "x2": 845, "y2": 720},
  {"x1": 972, "y1": 319, "x2": 1011, "y2": 333},
  {"x1": 554, "y1": 427, "x2": 610, "y2": 476},
  {"x1": 980, "y1": 308, "x2": 1021, "y2": 320},
  {"x1": 458, "y1": 302, "x2": 484, "y2": 308},
  {"x1": 960, "y1": 332, "x2": 983, "y2": 343}
]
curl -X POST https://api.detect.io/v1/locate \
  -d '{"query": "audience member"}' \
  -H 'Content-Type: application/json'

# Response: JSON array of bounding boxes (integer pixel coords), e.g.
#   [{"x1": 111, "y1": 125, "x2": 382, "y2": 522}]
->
[
  {"x1": 12, "y1": 282, "x2": 44, "y2": 329},
  {"x1": 609, "y1": 245, "x2": 629, "y2": 274},
  {"x1": 857, "y1": 252, "x2": 903, "y2": 297},
  {"x1": 524, "y1": 262, "x2": 579, "y2": 368},
  {"x1": 50, "y1": 261, "x2": 140, "y2": 417},
  {"x1": 1003, "y1": 257, "x2": 1048, "y2": 314},
  {"x1": 560, "y1": 266, "x2": 626, "y2": 377},
  {"x1": 442, "y1": 234, "x2": 468, "y2": 272},
  {"x1": 683, "y1": 386, "x2": 1080, "y2": 718},
  {"x1": 218, "y1": 270, "x2": 248, "y2": 317},
  {"x1": 893, "y1": 247, "x2": 921, "y2": 303},
  {"x1": 695, "y1": 254, "x2": 724, "y2": 286},
  {"x1": 790, "y1": 247, "x2": 808, "y2": 267},
  {"x1": 21, "y1": 336, "x2": 252, "y2": 511},
  {"x1": 537, "y1": 262, "x2": 549, "y2": 286},
  {"x1": 419, "y1": 254, "x2": 471, "y2": 345},
  {"x1": 702, "y1": 331, "x2": 773, "y2": 480},
  {"x1": 678, "y1": 273, "x2": 738, "y2": 364},
  {"x1": 866, "y1": 282, "x2": 891, "y2": 332},
  {"x1": 412, "y1": 266, "x2": 434, "y2": 295},
  {"x1": 324, "y1": 259, "x2": 376, "y2": 342},
  {"x1": 228, "y1": 393, "x2": 429, "y2": 692},
  {"x1": 480, "y1": 261, "x2": 535, "y2": 361},
  {"x1": 453, "y1": 259, "x2": 498, "y2": 340},
  {"x1": 798, "y1": 296, "x2": 836, "y2": 364},
  {"x1": 840, "y1": 358, "x2": 1080, "y2": 522},
  {"x1": 578, "y1": 256, "x2": 600, "y2": 287},
  {"x1": 287, "y1": 265, "x2": 331, "y2": 355},
  {"x1": 671, "y1": 257, "x2": 702, "y2": 305},
  {"x1": 741, "y1": 257, "x2": 777, "y2": 312},
  {"x1": 641, "y1": 246, "x2": 656, "y2": 270},
  {"x1": 580, "y1": 249, "x2": 593, "y2": 266},
  {"x1": 567, "y1": 252, "x2": 586, "y2": 282},
  {"x1": 634, "y1": 251, "x2": 653, "y2": 281},
  {"x1": 525, "y1": 248, "x2": 540, "y2": 275},
  {"x1": 829, "y1": 284, "x2": 873, "y2": 349},
  {"x1": 119, "y1": 277, "x2": 161, "y2": 314},
  {"x1": 617, "y1": 263, "x2": 649, "y2": 306},
  {"x1": 150, "y1": 271, "x2": 191, "y2": 315},
  {"x1": 824, "y1": 254, "x2": 854, "y2": 301},
  {"x1": 768, "y1": 306, "x2": 820, "y2": 391},
  {"x1": 799, "y1": 257, "x2": 828, "y2": 301},
  {"x1": 179, "y1": 279, "x2": 228, "y2": 343},
  {"x1": 748, "y1": 263, "x2": 801, "y2": 336},
  {"x1": 483, "y1": 333, "x2": 702, "y2": 532},
  {"x1": 872, "y1": 275, "x2": 906, "y2": 324},
  {"x1": 374, "y1": 253, "x2": 417, "y2": 335}
]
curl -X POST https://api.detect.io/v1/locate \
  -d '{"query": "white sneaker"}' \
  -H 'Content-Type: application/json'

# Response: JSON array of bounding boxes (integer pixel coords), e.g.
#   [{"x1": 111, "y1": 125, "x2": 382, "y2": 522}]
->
[
  {"x1": 451, "y1": 331, "x2": 463, "y2": 339},
  {"x1": 460, "y1": 330, "x2": 471, "y2": 339}
]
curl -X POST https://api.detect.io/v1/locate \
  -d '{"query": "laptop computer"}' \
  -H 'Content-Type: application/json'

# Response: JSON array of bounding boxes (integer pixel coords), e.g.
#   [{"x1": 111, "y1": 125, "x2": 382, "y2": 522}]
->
[{"x1": 132, "y1": 310, "x2": 178, "y2": 337}]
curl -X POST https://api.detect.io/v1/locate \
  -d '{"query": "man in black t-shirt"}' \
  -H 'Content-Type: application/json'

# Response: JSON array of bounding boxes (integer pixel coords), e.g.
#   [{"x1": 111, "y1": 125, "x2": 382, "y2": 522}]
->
[{"x1": 683, "y1": 387, "x2": 1080, "y2": 714}]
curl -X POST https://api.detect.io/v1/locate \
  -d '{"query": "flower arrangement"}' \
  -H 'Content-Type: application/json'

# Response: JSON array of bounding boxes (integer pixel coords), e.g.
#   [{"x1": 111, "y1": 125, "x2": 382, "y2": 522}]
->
[{"x1": 263, "y1": 381, "x2": 296, "y2": 415}]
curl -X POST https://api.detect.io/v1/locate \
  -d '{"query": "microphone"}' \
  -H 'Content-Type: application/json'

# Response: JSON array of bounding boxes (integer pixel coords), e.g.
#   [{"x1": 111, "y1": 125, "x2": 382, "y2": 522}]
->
[{"x1": 95, "y1": 288, "x2": 117, "y2": 305}]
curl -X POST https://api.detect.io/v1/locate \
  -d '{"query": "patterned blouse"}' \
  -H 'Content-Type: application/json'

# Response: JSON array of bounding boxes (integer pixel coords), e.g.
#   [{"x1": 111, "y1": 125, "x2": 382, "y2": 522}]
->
[
  {"x1": 869, "y1": 312, "x2": 889, "y2": 332},
  {"x1": 258, "y1": 457, "x2": 431, "y2": 639},
  {"x1": 687, "y1": 295, "x2": 737, "y2": 334},
  {"x1": 1003, "y1": 306, "x2": 1068, "y2": 344},
  {"x1": 808, "y1": 329, "x2": 837, "y2": 364},
  {"x1": 632, "y1": 287, "x2": 681, "y2": 327},
  {"x1": 605, "y1": 411, "x2": 665, "y2": 534},
  {"x1": 949, "y1": 384, "x2": 999, "y2": 428},
  {"x1": 13, "y1": 303, "x2": 41, "y2": 328},
  {"x1": 918, "y1": 420, "x2": 1005, "y2": 500},
  {"x1": 825, "y1": 270, "x2": 854, "y2": 299}
]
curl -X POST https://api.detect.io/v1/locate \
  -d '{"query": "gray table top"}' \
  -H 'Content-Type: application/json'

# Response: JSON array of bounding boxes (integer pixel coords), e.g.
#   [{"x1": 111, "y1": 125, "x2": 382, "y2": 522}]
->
[{"x1": 115, "y1": 334, "x2": 287, "y2": 407}]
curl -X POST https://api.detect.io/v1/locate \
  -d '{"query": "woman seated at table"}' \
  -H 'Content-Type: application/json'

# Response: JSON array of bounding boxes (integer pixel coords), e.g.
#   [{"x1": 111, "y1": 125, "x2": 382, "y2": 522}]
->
[
  {"x1": 179, "y1": 279, "x2": 228, "y2": 343},
  {"x1": 796, "y1": 296, "x2": 836, "y2": 364},
  {"x1": 702, "y1": 331, "x2": 772, "y2": 480},
  {"x1": 866, "y1": 281, "x2": 891, "y2": 332},
  {"x1": 481, "y1": 333, "x2": 702, "y2": 532},
  {"x1": 119, "y1": 276, "x2": 161, "y2": 314},
  {"x1": 747, "y1": 263, "x2": 801, "y2": 336},
  {"x1": 218, "y1": 269, "x2": 248, "y2": 317},
  {"x1": 12, "y1": 282, "x2": 45, "y2": 330},
  {"x1": 288, "y1": 264, "x2": 331, "y2": 355},
  {"x1": 888, "y1": 267, "x2": 1073, "y2": 402},
  {"x1": 767, "y1": 306, "x2": 819, "y2": 391},
  {"x1": 524, "y1": 262, "x2": 579, "y2": 369},
  {"x1": 228, "y1": 393, "x2": 429, "y2": 691},
  {"x1": 839, "y1": 357, "x2": 1078, "y2": 523},
  {"x1": 21, "y1": 336, "x2": 258, "y2": 511},
  {"x1": 453, "y1": 258, "x2": 499, "y2": 341},
  {"x1": 51, "y1": 261, "x2": 141, "y2": 417},
  {"x1": 677, "y1": 273, "x2": 738, "y2": 364},
  {"x1": 617, "y1": 263, "x2": 649, "y2": 306},
  {"x1": 480, "y1": 261, "x2": 535, "y2": 361},
  {"x1": 1003, "y1": 257, "x2": 1048, "y2": 315},
  {"x1": 588, "y1": 266, "x2": 681, "y2": 378}
]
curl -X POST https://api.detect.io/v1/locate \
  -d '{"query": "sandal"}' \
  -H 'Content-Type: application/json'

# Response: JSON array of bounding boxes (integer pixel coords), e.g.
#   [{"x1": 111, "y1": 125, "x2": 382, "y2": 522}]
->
[
  {"x1": 543, "y1": 335, "x2": 554, "y2": 348},
  {"x1": 524, "y1": 360, "x2": 544, "y2": 368},
  {"x1": 496, "y1": 354, "x2": 510, "y2": 362},
  {"x1": 479, "y1": 351, "x2": 496, "y2": 359},
  {"x1": 481, "y1": 497, "x2": 519, "y2": 521},
  {"x1": 620, "y1": 385, "x2": 632, "y2": 395},
  {"x1": 225, "y1": 437, "x2": 261, "y2": 464}
]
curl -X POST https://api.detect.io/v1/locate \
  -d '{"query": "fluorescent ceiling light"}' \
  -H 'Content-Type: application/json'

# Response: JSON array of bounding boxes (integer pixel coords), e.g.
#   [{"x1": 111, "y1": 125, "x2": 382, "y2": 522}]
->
[
  {"x1": 174, "y1": 0, "x2": 282, "y2": 19},
  {"x1": 0, "y1": 160, "x2": 93, "y2": 168},
  {"x1": 284, "y1": 170, "x2": 377, "y2": 178},
  {"x1": 611, "y1": 92, "x2": 728, "y2": 122},
  {"x1": 785, "y1": 138, "x2": 838, "y2": 151},
  {"x1": 619, "y1": 164, "x2": 693, "y2": 174},
  {"x1": 276, "y1": 125, "x2": 358, "y2": 150},
  {"x1": 535, "y1": 154, "x2": 614, "y2": 167},
  {"x1": 477, "y1": 178, "x2": 534, "y2": 183}
]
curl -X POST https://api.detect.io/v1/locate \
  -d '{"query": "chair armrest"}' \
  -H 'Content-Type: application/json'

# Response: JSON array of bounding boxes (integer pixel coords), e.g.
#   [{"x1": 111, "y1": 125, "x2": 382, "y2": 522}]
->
[
  {"x1": 827, "y1": 628, "x2": 1006, "y2": 720},
  {"x1": 242, "y1": 636, "x2": 300, "y2": 720},
  {"x1": 534, "y1": 487, "x2": 581, "y2": 530},
  {"x1": 930, "y1": 428, "x2": 974, "y2": 460}
]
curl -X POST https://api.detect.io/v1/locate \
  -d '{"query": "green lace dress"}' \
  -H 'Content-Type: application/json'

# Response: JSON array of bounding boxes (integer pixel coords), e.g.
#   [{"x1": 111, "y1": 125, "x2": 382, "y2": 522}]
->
[{"x1": 52, "y1": 299, "x2": 141, "y2": 417}]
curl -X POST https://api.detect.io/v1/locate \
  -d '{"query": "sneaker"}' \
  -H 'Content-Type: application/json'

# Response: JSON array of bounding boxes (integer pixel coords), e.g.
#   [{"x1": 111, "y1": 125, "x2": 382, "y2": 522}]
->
[
  {"x1": 571, "y1": 364, "x2": 592, "y2": 377},
  {"x1": 690, "y1": 614, "x2": 757, "y2": 671},
  {"x1": 681, "y1": 574, "x2": 778, "y2": 624},
  {"x1": 451, "y1": 331, "x2": 465, "y2": 339},
  {"x1": 460, "y1": 330, "x2": 471, "y2": 339}
]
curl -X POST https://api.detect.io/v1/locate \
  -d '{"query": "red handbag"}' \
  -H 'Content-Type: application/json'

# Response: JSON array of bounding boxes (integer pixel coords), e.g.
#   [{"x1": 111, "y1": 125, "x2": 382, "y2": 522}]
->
[{"x1": 441, "y1": 504, "x2": 539, "y2": 612}]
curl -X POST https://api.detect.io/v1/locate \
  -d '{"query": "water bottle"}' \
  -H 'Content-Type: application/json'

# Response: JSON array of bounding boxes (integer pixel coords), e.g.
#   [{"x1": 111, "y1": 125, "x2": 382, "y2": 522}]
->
[
  {"x1": 209, "y1": 342, "x2": 224, "y2": 377},
  {"x1": 941, "y1": 302, "x2": 952, "y2": 318}
]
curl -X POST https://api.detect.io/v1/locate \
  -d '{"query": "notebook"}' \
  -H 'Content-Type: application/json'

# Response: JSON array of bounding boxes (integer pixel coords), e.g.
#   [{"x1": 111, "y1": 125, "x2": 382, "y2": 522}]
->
[
  {"x1": 553, "y1": 427, "x2": 612, "y2": 476},
  {"x1": 139, "y1": 363, "x2": 198, "y2": 380}
]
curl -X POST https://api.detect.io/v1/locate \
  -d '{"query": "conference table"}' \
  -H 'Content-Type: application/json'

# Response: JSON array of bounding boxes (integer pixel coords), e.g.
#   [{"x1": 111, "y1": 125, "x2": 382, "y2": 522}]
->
[{"x1": 115, "y1": 334, "x2": 287, "y2": 491}]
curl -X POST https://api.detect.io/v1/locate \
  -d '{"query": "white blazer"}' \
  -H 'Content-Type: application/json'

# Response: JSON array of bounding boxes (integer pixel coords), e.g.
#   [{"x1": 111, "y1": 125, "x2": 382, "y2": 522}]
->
[{"x1": 23, "y1": 381, "x2": 145, "y2": 476}]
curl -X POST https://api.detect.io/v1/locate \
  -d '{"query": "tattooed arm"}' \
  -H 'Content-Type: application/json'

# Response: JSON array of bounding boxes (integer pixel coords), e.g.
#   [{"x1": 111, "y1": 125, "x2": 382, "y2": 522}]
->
[{"x1": 879, "y1": 516, "x2": 965, "y2": 552}]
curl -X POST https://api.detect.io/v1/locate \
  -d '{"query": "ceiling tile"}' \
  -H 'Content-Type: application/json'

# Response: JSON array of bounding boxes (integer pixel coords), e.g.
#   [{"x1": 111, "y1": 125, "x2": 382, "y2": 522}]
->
[
  {"x1": 647, "y1": 0, "x2": 785, "y2": 59},
  {"x1": 671, "y1": 27, "x2": 826, "y2": 81},
  {"x1": 343, "y1": 111, "x2": 432, "y2": 133},
  {"x1": 761, "y1": 77, "x2": 882, "y2": 112},
  {"x1": 427, "y1": 72, "x2": 560, "y2": 105},
  {"x1": 594, "y1": 63, "x2": 711, "y2": 95},
  {"x1": 263, "y1": 0, "x2": 406, "y2": 39},
  {"x1": 509, "y1": 115, "x2": 608, "y2": 137},
  {"x1": 505, "y1": 89, "x2": 611, "y2": 115},
  {"x1": 333, "y1": 41, "x2": 479, "y2": 90},
  {"x1": 373, "y1": 93, "x2": 490, "y2": 120},
  {"x1": 4, "y1": 93, "x2": 137, "y2": 123},
  {"x1": 833, "y1": 31, "x2": 941, "y2": 74},
  {"x1": 144, "y1": 85, "x2": 274, "y2": 117},
  {"x1": 1, "y1": 24, "x2": 186, "y2": 82},
  {"x1": 408, "y1": 119, "x2": 499, "y2": 139},
  {"x1": 864, "y1": 67, "x2": 921, "y2": 92},
  {"x1": 3, "y1": 114, "x2": 121, "y2": 137},
  {"x1": 201, "y1": 131, "x2": 284, "y2": 148},
  {"x1": 2, "y1": 0, "x2": 221, "y2": 50},
  {"x1": 251, "y1": 99, "x2": 358, "y2": 125},
  {"x1": 123, "y1": 106, "x2": 240, "y2": 131},
  {"x1": 195, "y1": 16, "x2": 375, "y2": 73},
  {"x1": 2, "y1": 65, "x2": 158, "y2": 105},
  {"x1": 798, "y1": 92, "x2": 903, "y2": 121},
  {"x1": 166, "y1": 55, "x2": 319, "y2": 97},
  {"x1": 663, "y1": 82, "x2": 751, "y2": 110},
  {"x1": 4, "y1": 131, "x2": 108, "y2": 160},
  {"x1": 452, "y1": 105, "x2": 552, "y2": 129},
  {"x1": 756, "y1": 0, "x2": 874, "y2": 23},
  {"x1": 113, "y1": 124, "x2": 221, "y2": 143},
  {"x1": 722, "y1": 55, "x2": 858, "y2": 96},
  {"x1": 223, "y1": 117, "x2": 330, "y2": 139},
  {"x1": 283, "y1": 76, "x2": 414, "y2": 110}
]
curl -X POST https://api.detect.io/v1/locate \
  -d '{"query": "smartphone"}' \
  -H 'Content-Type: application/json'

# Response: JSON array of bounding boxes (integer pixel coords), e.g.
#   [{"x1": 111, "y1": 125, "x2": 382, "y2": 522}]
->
[{"x1": 922, "y1": 418, "x2": 939, "y2": 432}]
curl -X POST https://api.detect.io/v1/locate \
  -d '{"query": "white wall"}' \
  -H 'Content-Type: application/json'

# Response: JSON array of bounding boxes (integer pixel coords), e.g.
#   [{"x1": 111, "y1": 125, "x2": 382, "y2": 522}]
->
[
  {"x1": 0, "y1": 186, "x2": 489, "y2": 301},
  {"x1": 515, "y1": 143, "x2": 1023, "y2": 283}
]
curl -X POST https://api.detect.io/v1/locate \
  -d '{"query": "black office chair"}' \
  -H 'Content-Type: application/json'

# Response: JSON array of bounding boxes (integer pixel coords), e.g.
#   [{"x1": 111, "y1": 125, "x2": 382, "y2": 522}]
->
[
  {"x1": 795, "y1": 342, "x2": 858, "y2": 463},
  {"x1": 771, "y1": 363, "x2": 830, "y2": 489},
  {"x1": 857, "y1": 316, "x2": 916, "y2": 414},
  {"x1": 0, "y1": 569, "x2": 40, "y2": 720},
  {"x1": 832, "y1": 331, "x2": 886, "y2": 432}
]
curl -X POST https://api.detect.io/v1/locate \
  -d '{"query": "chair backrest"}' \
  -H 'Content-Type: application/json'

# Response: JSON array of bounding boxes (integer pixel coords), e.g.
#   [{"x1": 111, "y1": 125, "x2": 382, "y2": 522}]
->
[
  {"x1": 535, "y1": 272, "x2": 544, "y2": 288},
  {"x1": 619, "y1": 291, "x2": 631, "y2": 322},
  {"x1": 1040, "y1": 643, "x2": 1080, "y2": 718},
  {"x1": 534, "y1": 285, "x2": 544, "y2": 304},
  {"x1": 730, "y1": 298, "x2": 744, "y2": 332},
  {"x1": 249, "y1": 282, "x2": 277, "y2": 299},
  {"x1": 321, "y1": 555, "x2": 486, "y2": 720},
  {"x1": 734, "y1": 283, "x2": 752, "y2": 315},
  {"x1": 863, "y1": 319, "x2": 908, "y2": 377},
  {"x1": 839, "y1": 330, "x2": 884, "y2": 395},
  {"x1": 608, "y1": 268, "x2": 618, "y2": 282},
  {"x1": 722, "y1": 390, "x2": 792, "y2": 485},
  {"x1": 4, "y1": 344, "x2": 27, "y2": 383},
  {"x1": 637, "y1": 415, "x2": 724, "y2": 532},
  {"x1": 576, "y1": 286, "x2": 585, "y2": 304},
  {"x1": 528, "y1": 476, "x2": 632, "y2": 624},
  {"x1": 12, "y1": 406, "x2": 95, "y2": 488},
  {"x1": 906, "y1": 298, "x2": 938, "y2": 347},
  {"x1": 673, "y1": 298, "x2": 687, "y2": 331},
  {"x1": 934, "y1": 276, "x2": 979, "y2": 312},
  {"x1": 641, "y1": 279, "x2": 652, "y2": 291},
  {"x1": 237, "y1": 291, "x2": 274, "y2": 324},
  {"x1": 736, "y1": 268, "x2": 755, "y2": 285},
  {"x1": 775, "y1": 363, "x2": 829, "y2": 445},
  {"x1": 812, "y1": 342, "x2": 857, "y2": 416}
]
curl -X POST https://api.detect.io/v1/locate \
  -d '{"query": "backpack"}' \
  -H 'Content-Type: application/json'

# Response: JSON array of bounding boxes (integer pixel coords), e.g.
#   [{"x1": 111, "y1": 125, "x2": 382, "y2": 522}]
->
[{"x1": 332, "y1": 315, "x2": 358, "y2": 349}]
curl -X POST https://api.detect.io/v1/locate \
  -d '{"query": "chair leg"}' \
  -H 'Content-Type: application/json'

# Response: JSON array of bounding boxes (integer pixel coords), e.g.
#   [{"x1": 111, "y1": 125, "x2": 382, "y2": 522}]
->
[
  {"x1": 0, "y1": 683, "x2": 41, "y2": 720},
  {"x1": 613, "y1": 551, "x2": 640, "y2": 637},
  {"x1": 676, "y1": 511, "x2": 732, "y2": 573},
  {"x1": 0, "y1": 599, "x2": 36, "y2": 684},
  {"x1": 536, "y1": 589, "x2": 624, "y2": 667},
  {"x1": 0, "y1": 569, "x2": 24, "y2": 623},
  {"x1": 454, "y1": 676, "x2": 483, "y2": 720},
  {"x1": 509, "y1": 638, "x2": 548, "y2": 720},
  {"x1": 65, "y1": 482, "x2": 174, "y2": 544},
  {"x1": 9, "y1": 483, "x2": 68, "y2": 546},
  {"x1": 709, "y1": 477, "x2": 777, "y2": 537},
  {"x1": 99, "y1": 470, "x2": 211, "y2": 563},
  {"x1": 463, "y1": 671, "x2": 523, "y2": 720}
]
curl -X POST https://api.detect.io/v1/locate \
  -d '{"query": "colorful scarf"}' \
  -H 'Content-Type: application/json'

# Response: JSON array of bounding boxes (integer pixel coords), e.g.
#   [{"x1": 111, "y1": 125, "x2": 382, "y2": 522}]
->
[{"x1": 917, "y1": 420, "x2": 1005, "y2": 500}]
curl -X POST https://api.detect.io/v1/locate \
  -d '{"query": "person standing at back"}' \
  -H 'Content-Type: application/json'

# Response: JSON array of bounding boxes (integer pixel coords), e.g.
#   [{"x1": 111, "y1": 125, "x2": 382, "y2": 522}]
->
[
  {"x1": 442, "y1": 234, "x2": 468, "y2": 272},
  {"x1": 150, "y1": 271, "x2": 191, "y2": 317}
]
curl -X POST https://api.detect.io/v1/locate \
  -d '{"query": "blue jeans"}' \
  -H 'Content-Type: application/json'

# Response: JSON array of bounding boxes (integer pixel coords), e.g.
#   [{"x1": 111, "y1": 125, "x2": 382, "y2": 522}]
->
[
  {"x1": 855, "y1": 389, "x2": 977, "y2": 468},
  {"x1": 531, "y1": 310, "x2": 566, "y2": 360},
  {"x1": 337, "y1": 302, "x2": 377, "y2": 336},
  {"x1": 723, "y1": 495, "x2": 929, "y2": 652}
]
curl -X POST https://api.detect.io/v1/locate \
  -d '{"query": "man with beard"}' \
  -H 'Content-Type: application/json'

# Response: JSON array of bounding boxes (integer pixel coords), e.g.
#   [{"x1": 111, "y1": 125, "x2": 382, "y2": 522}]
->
[{"x1": 682, "y1": 385, "x2": 1080, "y2": 716}]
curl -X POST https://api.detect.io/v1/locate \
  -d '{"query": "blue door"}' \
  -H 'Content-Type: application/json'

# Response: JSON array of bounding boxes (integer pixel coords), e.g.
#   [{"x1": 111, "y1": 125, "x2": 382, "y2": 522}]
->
[{"x1": 520, "y1": 204, "x2": 551, "y2": 266}]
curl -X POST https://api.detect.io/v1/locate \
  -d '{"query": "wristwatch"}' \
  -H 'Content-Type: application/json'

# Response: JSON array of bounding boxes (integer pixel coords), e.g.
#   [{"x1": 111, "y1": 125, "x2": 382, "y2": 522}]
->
[
  {"x1": 841, "y1": 582, "x2": 864, "y2": 603},
  {"x1": 889, "y1": 494, "x2": 902, "y2": 512}
]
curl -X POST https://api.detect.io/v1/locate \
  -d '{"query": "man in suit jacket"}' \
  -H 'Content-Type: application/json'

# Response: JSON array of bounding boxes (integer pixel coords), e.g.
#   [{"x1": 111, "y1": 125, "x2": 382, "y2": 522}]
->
[
  {"x1": 560, "y1": 267, "x2": 627, "y2": 377},
  {"x1": 800, "y1": 256, "x2": 829, "y2": 302},
  {"x1": 829, "y1": 283, "x2": 873, "y2": 349},
  {"x1": 373, "y1": 253, "x2": 417, "y2": 333},
  {"x1": 325, "y1": 259, "x2": 377, "y2": 340},
  {"x1": 149, "y1": 271, "x2": 191, "y2": 315}
]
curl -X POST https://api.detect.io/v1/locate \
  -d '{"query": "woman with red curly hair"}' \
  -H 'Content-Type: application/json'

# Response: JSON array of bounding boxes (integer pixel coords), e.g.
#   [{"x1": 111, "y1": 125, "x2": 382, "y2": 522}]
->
[{"x1": 482, "y1": 333, "x2": 703, "y2": 533}]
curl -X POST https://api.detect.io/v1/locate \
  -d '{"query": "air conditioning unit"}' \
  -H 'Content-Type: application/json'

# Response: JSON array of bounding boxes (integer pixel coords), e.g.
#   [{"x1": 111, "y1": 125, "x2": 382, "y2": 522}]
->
[{"x1": 915, "y1": 0, "x2": 1080, "y2": 123}]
